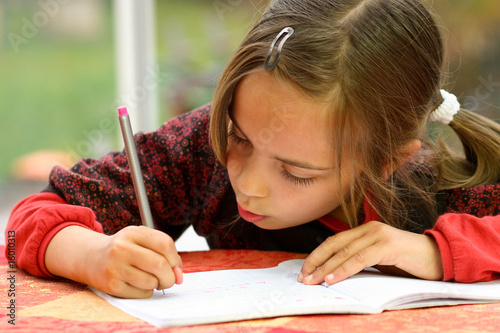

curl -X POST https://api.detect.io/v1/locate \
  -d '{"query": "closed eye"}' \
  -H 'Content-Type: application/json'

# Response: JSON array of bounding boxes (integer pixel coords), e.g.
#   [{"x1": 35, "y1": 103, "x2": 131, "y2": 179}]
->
[
  {"x1": 228, "y1": 129, "x2": 250, "y2": 146},
  {"x1": 280, "y1": 167, "x2": 315, "y2": 187}
]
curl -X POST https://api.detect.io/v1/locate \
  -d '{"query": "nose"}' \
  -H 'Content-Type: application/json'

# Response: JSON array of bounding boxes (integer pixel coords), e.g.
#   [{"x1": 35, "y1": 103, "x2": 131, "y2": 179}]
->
[{"x1": 235, "y1": 156, "x2": 270, "y2": 198}]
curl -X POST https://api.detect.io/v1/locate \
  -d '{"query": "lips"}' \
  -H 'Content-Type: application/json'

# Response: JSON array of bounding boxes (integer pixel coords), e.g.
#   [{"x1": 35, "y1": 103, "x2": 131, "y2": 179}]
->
[{"x1": 237, "y1": 204, "x2": 266, "y2": 223}]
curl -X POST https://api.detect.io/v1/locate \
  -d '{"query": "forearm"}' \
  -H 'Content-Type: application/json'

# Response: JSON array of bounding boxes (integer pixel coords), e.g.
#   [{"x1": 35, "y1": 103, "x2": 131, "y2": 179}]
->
[
  {"x1": 45, "y1": 224, "x2": 183, "y2": 298},
  {"x1": 6, "y1": 192, "x2": 103, "y2": 277},
  {"x1": 45, "y1": 226, "x2": 107, "y2": 285}
]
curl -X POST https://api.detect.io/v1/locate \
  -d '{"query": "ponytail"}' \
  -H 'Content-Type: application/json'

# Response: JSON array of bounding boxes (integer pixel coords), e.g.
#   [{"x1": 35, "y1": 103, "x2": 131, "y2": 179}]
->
[{"x1": 434, "y1": 109, "x2": 500, "y2": 189}]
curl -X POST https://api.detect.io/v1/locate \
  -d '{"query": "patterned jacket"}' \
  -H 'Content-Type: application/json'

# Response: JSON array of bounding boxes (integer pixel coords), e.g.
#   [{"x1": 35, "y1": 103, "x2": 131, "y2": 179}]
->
[{"x1": 6, "y1": 104, "x2": 500, "y2": 282}]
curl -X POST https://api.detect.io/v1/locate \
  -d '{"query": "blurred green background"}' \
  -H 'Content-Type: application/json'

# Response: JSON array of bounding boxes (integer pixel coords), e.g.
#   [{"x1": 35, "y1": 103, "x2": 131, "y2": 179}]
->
[
  {"x1": 0, "y1": 0, "x2": 499, "y2": 185},
  {"x1": 0, "y1": 0, "x2": 262, "y2": 184}
]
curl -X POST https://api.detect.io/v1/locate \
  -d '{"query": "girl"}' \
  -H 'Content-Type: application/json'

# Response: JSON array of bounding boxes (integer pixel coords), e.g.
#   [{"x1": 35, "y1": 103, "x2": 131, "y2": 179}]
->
[{"x1": 7, "y1": 0, "x2": 500, "y2": 298}]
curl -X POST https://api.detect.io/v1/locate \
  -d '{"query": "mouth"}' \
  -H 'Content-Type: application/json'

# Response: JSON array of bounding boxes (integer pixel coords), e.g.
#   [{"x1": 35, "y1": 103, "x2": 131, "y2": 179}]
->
[{"x1": 237, "y1": 204, "x2": 266, "y2": 223}]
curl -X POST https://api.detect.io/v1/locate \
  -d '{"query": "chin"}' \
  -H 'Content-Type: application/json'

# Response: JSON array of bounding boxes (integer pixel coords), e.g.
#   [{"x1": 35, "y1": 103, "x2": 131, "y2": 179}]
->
[{"x1": 244, "y1": 218, "x2": 301, "y2": 230}]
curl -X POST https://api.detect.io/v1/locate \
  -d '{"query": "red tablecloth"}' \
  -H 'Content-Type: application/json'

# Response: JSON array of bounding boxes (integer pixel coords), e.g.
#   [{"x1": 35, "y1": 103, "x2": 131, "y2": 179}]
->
[{"x1": 1, "y1": 245, "x2": 499, "y2": 332}]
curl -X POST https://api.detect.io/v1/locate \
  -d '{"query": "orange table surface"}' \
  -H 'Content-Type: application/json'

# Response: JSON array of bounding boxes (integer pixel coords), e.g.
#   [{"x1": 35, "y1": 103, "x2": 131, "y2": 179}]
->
[{"x1": 1, "y1": 245, "x2": 499, "y2": 333}]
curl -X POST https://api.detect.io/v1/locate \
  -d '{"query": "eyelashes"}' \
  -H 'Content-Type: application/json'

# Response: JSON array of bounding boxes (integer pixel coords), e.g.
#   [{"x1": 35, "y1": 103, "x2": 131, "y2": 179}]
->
[
  {"x1": 279, "y1": 167, "x2": 315, "y2": 187},
  {"x1": 228, "y1": 129, "x2": 248, "y2": 145},
  {"x1": 228, "y1": 129, "x2": 316, "y2": 187}
]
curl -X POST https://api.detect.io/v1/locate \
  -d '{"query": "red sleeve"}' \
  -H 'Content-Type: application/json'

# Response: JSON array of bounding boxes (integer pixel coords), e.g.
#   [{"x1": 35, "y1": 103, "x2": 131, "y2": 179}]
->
[
  {"x1": 4, "y1": 192, "x2": 103, "y2": 278},
  {"x1": 425, "y1": 213, "x2": 500, "y2": 282}
]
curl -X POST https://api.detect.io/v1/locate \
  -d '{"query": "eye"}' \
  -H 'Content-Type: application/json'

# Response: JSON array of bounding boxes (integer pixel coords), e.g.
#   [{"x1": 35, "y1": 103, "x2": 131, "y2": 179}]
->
[
  {"x1": 228, "y1": 129, "x2": 249, "y2": 146},
  {"x1": 280, "y1": 167, "x2": 315, "y2": 187}
]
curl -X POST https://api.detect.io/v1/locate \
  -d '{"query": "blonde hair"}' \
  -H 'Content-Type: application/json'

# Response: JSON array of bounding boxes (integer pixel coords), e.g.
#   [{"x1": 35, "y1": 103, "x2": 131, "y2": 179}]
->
[{"x1": 210, "y1": 0, "x2": 500, "y2": 231}]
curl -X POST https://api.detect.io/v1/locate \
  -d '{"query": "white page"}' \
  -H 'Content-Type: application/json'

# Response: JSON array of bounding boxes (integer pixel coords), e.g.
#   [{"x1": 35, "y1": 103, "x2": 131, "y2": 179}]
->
[
  {"x1": 328, "y1": 268, "x2": 500, "y2": 309},
  {"x1": 90, "y1": 260, "x2": 370, "y2": 327},
  {"x1": 90, "y1": 259, "x2": 500, "y2": 328}
]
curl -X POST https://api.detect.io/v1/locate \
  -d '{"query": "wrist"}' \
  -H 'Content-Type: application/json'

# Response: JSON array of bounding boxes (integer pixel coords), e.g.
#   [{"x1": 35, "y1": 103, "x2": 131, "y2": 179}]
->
[
  {"x1": 422, "y1": 234, "x2": 444, "y2": 281},
  {"x1": 45, "y1": 226, "x2": 107, "y2": 284}
]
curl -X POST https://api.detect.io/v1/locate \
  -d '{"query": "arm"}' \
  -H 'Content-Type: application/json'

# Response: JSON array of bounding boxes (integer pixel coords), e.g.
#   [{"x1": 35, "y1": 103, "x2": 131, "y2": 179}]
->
[
  {"x1": 45, "y1": 225, "x2": 183, "y2": 298},
  {"x1": 425, "y1": 213, "x2": 500, "y2": 282},
  {"x1": 6, "y1": 192, "x2": 183, "y2": 298},
  {"x1": 299, "y1": 212, "x2": 500, "y2": 285},
  {"x1": 298, "y1": 221, "x2": 443, "y2": 285},
  {"x1": 5, "y1": 105, "x2": 227, "y2": 297},
  {"x1": 5, "y1": 192, "x2": 102, "y2": 277}
]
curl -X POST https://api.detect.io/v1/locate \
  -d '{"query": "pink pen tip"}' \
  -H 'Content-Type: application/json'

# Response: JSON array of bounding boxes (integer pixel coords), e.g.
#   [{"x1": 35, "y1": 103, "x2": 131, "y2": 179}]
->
[{"x1": 117, "y1": 106, "x2": 128, "y2": 117}]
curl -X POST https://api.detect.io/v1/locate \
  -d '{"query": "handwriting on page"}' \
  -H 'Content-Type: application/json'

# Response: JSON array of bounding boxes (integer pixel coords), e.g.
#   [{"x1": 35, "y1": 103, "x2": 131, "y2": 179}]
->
[
  {"x1": 90, "y1": 259, "x2": 500, "y2": 328},
  {"x1": 151, "y1": 260, "x2": 352, "y2": 318}
]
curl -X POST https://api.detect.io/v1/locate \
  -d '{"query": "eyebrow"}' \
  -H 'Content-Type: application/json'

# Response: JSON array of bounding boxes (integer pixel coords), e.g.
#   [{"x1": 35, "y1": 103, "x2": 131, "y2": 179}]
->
[
  {"x1": 228, "y1": 113, "x2": 330, "y2": 171},
  {"x1": 275, "y1": 157, "x2": 330, "y2": 171}
]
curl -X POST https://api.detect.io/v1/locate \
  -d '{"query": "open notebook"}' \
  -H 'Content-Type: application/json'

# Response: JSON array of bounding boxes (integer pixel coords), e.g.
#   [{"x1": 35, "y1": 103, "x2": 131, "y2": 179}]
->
[{"x1": 90, "y1": 259, "x2": 500, "y2": 328}]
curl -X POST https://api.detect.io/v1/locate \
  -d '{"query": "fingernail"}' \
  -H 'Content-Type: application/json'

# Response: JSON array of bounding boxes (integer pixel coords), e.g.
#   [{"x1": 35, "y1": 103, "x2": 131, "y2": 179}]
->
[
  {"x1": 303, "y1": 274, "x2": 313, "y2": 284},
  {"x1": 297, "y1": 273, "x2": 303, "y2": 282},
  {"x1": 325, "y1": 273, "x2": 335, "y2": 284}
]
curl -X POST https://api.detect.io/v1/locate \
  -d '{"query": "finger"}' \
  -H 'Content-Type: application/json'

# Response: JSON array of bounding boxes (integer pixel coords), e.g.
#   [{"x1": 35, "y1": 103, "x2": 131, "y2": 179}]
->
[
  {"x1": 123, "y1": 286, "x2": 154, "y2": 299},
  {"x1": 299, "y1": 226, "x2": 372, "y2": 282},
  {"x1": 107, "y1": 278, "x2": 155, "y2": 299},
  {"x1": 302, "y1": 231, "x2": 379, "y2": 285},
  {"x1": 173, "y1": 266, "x2": 183, "y2": 285},
  {"x1": 132, "y1": 226, "x2": 182, "y2": 268},
  {"x1": 116, "y1": 226, "x2": 183, "y2": 287},
  {"x1": 120, "y1": 262, "x2": 160, "y2": 290},
  {"x1": 298, "y1": 235, "x2": 342, "y2": 282},
  {"x1": 155, "y1": 265, "x2": 183, "y2": 291},
  {"x1": 102, "y1": 266, "x2": 156, "y2": 298},
  {"x1": 126, "y1": 245, "x2": 178, "y2": 289},
  {"x1": 128, "y1": 226, "x2": 184, "y2": 285},
  {"x1": 310, "y1": 242, "x2": 385, "y2": 285}
]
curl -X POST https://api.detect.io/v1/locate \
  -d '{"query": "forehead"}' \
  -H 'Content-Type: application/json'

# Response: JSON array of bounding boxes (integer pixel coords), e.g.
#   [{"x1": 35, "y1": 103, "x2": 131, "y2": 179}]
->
[{"x1": 232, "y1": 72, "x2": 333, "y2": 164}]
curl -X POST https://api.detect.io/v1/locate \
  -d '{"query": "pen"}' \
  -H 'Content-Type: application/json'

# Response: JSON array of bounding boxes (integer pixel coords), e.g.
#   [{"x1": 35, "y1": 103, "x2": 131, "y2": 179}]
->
[{"x1": 117, "y1": 106, "x2": 155, "y2": 229}]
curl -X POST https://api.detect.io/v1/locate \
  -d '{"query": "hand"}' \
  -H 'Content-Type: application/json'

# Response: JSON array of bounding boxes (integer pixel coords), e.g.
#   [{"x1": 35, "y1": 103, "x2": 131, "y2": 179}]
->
[
  {"x1": 87, "y1": 225, "x2": 183, "y2": 298},
  {"x1": 298, "y1": 221, "x2": 443, "y2": 285},
  {"x1": 46, "y1": 225, "x2": 183, "y2": 298}
]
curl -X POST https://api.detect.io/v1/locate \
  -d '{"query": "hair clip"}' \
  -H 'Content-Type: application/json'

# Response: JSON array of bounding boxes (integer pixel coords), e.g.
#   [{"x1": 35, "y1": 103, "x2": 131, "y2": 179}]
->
[
  {"x1": 264, "y1": 27, "x2": 294, "y2": 70},
  {"x1": 429, "y1": 89, "x2": 461, "y2": 125}
]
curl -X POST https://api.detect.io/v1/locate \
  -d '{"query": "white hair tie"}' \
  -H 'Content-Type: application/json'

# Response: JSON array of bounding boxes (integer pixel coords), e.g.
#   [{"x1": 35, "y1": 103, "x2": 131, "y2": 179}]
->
[{"x1": 428, "y1": 89, "x2": 460, "y2": 125}]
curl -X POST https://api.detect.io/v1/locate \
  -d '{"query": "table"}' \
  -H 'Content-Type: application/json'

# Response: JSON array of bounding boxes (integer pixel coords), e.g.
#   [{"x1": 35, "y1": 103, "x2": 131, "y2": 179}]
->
[{"x1": 1, "y1": 246, "x2": 499, "y2": 332}]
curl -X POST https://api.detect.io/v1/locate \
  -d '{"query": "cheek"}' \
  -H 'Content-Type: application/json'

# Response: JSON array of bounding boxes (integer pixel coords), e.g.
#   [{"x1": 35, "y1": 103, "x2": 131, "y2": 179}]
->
[{"x1": 301, "y1": 179, "x2": 342, "y2": 213}]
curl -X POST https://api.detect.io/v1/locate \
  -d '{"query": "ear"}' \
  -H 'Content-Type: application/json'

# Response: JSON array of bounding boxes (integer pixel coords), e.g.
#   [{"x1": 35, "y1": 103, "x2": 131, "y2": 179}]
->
[{"x1": 382, "y1": 139, "x2": 422, "y2": 179}]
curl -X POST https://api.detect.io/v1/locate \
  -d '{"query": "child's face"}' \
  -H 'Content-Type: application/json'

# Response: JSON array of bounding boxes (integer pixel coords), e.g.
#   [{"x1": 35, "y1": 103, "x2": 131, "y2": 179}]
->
[{"x1": 226, "y1": 71, "x2": 351, "y2": 230}]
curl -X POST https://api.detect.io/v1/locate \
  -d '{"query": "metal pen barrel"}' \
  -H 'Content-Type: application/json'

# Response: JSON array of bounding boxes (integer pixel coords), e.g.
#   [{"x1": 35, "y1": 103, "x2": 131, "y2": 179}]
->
[{"x1": 118, "y1": 114, "x2": 155, "y2": 229}]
